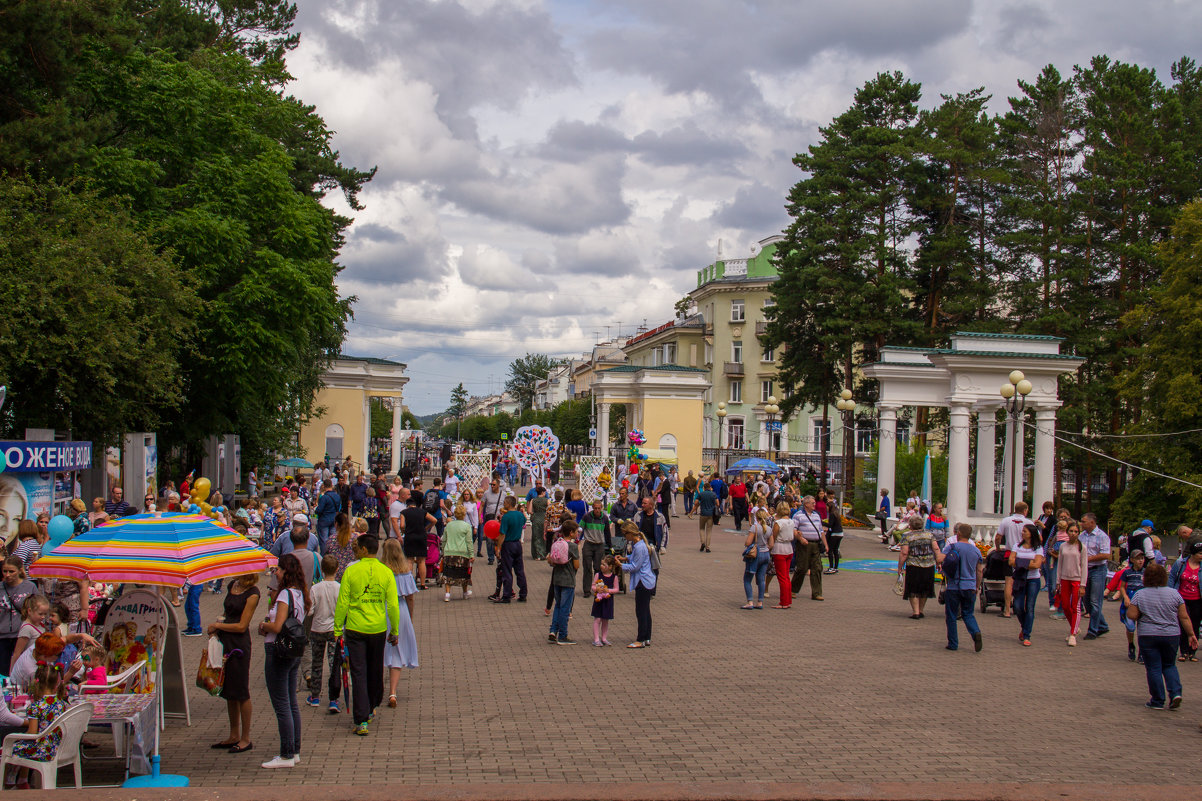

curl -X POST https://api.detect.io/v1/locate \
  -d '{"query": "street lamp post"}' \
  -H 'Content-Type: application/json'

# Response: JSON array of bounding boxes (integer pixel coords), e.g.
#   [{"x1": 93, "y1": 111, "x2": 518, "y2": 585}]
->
[
  {"x1": 836, "y1": 389, "x2": 855, "y2": 505},
  {"x1": 999, "y1": 370, "x2": 1033, "y2": 512},
  {"x1": 763, "y1": 395, "x2": 780, "y2": 466},
  {"x1": 716, "y1": 401, "x2": 728, "y2": 475}
]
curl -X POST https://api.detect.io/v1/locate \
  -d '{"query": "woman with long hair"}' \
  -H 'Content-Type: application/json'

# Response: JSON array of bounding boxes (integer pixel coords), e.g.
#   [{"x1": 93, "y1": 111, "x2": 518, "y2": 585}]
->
[
  {"x1": 0, "y1": 556, "x2": 36, "y2": 670},
  {"x1": 258, "y1": 554, "x2": 309, "y2": 768},
  {"x1": 741, "y1": 509, "x2": 775, "y2": 610},
  {"x1": 1055, "y1": 520, "x2": 1088, "y2": 646},
  {"x1": 770, "y1": 502, "x2": 794, "y2": 609},
  {"x1": 618, "y1": 522, "x2": 656, "y2": 648},
  {"x1": 207, "y1": 573, "x2": 260, "y2": 753},
  {"x1": 380, "y1": 540, "x2": 418, "y2": 708},
  {"x1": 324, "y1": 512, "x2": 357, "y2": 581},
  {"x1": 1009, "y1": 524, "x2": 1045, "y2": 647}
]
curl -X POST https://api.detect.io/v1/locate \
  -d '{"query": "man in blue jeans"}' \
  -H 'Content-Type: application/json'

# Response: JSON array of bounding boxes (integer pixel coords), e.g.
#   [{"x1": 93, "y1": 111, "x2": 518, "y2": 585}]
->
[
  {"x1": 314, "y1": 478, "x2": 341, "y2": 552},
  {"x1": 183, "y1": 582, "x2": 204, "y2": 636},
  {"x1": 939, "y1": 523, "x2": 984, "y2": 652},
  {"x1": 1080, "y1": 512, "x2": 1111, "y2": 639}
]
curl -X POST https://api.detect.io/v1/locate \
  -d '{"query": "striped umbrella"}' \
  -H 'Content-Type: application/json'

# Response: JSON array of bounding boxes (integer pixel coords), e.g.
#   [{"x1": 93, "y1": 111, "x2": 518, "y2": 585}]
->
[{"x1": 29, "y1": 512, "x2": 277, "y2": 587}]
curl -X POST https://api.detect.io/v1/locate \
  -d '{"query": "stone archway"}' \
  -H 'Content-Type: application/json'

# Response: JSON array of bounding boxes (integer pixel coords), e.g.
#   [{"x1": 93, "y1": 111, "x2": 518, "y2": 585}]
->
[{"x1": 861, "y1": 332, "x2": 1083, "y2": 526}]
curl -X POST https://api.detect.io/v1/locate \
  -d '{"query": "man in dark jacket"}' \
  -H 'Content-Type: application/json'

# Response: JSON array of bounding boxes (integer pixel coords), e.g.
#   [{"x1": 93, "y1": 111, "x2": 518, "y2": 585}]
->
[{"x1": 315, "y1": 479, "x2": 342, "y2": 552}]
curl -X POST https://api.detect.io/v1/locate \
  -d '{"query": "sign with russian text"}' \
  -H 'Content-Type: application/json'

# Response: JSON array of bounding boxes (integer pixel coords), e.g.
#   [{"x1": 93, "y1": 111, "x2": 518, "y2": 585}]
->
[{"x1": 0, "y1": 441, "x2": 92, "y2": 472}]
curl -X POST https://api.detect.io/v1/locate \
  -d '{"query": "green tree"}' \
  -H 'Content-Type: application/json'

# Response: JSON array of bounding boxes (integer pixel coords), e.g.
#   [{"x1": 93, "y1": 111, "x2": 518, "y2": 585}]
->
[
  {"x1": 0, "y1": 178, "x2": 196, "y2": 445},
  {"x1": 505, "y1": 353, "x2": 560, "y2": 410},
  {"x1": 448, "y1": 383, "x2": 468, "y2": 419},
  {"x1": 1113, "y1": 200, "x2": 1202, "y2": 525}
]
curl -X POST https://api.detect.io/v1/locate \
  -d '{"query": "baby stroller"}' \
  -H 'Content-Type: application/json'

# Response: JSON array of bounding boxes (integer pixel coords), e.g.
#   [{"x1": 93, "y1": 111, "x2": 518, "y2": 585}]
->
[{"x1": 979, "y1": 547, "x2": 1008, "y2": 612}]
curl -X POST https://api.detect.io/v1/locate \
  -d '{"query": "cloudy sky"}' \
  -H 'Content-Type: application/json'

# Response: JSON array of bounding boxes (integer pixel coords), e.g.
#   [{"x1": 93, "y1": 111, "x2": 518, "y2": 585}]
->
[{"x1": 288, "y1": 0, "x2": 1201, "y2": 415}]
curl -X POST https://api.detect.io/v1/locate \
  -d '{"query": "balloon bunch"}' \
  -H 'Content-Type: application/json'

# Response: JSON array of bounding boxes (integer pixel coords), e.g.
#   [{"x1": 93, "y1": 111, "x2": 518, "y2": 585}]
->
[
  {"x1": 627, "y1": 429, "x2": 646, "y2": 445},
  {"x1": 184, "y1": 477, "x2": 221, "y2": 519}
]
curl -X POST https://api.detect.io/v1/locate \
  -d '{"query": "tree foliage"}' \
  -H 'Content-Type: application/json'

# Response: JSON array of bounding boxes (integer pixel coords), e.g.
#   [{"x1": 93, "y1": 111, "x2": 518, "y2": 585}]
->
[
  {"x1": 0, "y1": 0, "x2": 373, "y2": 467},
  {"x1": 0, "y1": 178, "x2": 197, "y2": 446},
  {"x1": 504, "y1": 353, "x2": 561, "y2": 410},
  {"x1": 771, "y1": 55, "x2": 1202, "y2": 523}
]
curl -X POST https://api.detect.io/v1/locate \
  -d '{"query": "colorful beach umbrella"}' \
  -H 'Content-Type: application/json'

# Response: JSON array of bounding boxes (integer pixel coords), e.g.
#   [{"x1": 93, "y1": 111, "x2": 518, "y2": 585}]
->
[{"x1": 29, "y1": 512, "x2": 276, "y2": 587}]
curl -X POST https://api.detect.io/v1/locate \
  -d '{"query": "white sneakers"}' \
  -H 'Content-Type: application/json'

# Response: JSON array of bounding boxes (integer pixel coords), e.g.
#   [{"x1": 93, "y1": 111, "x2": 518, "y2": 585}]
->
[
  {"x1": 262, "y1": 756, "x2": 296, "y2": 769},
  {"x1": 1067, "y1": 635, "x2": 1077, "y2": 647},
  {"x1": 444, "y1": 592, "x2": 451, "y2": 602}
]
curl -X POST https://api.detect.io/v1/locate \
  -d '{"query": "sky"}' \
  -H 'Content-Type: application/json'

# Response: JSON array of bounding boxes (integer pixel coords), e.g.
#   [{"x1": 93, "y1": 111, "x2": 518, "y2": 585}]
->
[{"x1": 286, "y1": 0, "x2": 1202, "y2": 415}]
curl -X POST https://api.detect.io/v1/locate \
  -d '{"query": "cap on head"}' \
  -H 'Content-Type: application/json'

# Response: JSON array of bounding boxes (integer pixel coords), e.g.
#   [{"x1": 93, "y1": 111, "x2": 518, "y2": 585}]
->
[
  {"x1": 1141, "y1": 519, "x2": 1154, "y2": 528},
  {"x1": 292, "y1": 513, "x2": 310, "y2": 526},
  {"x1": 1192, "y1": 541, "x2": 1202, "y2": 555}
]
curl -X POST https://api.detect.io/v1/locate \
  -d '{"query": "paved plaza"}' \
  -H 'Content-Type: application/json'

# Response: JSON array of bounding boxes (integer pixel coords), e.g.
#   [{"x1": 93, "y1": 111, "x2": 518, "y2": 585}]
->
[{"x1": 88, "y1": 523, "x2": 1202, "y2": 790}]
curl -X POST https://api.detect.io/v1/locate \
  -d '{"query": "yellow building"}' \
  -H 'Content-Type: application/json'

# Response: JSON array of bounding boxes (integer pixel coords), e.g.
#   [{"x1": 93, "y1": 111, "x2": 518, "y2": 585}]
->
[
  {"x1": 298, "y1": 357, "x2": 409, "y2": 473},
  {"x1": 591, "y1": 364, "x2": 711, "y2": 475}
]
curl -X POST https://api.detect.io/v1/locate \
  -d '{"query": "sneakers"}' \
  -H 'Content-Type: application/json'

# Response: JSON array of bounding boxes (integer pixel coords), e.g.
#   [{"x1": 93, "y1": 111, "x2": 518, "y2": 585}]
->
[
  {"x1": 261, "y1": 756, "x2": 296, "y2": 768},
  {"x1": 1170, "y1": 695, "x2": 1183, "y2": 710},
  {"x1": 972, "y1": 632, "x2": 983, "y2": 652},
  {"x1": 465, "y1": 589, "x2": 473, "y2": 598},
  {"x1": 328, "y1": 701, "x2": 340, "y2": 715},
  {"x1": 1083, "y1": 633, "x2": 1098, "y2": 640},
  {"x1": 1129, "y1": 644, "x2": 1137, "y2": 661},
  {"x1": 547, "y1": 634, "x2": 557, "y2": 642},
  {"x1": 354, "y1": 722, "x2": 369, "y2": 736},
  {"x1": 306, "y1": 695, "x2": 320, "y2": 707},
  {"x1": 1145, "y1": 701, "x2": 1166, "y2": 710},
  {"x1": 556, "y1": 638, "x2": 577, "y2": 646},
  {"x1": 1067, "y1": 635, "x2": 1077, "y2": 647},
  {"x1": 183, "y1": 629, "x2": 204, "y2": 637}
]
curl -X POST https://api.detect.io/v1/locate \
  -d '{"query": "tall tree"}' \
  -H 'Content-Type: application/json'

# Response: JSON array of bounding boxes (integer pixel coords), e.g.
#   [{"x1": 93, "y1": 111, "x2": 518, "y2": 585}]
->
[
  {"x1": 505, "y1": 353, "x2": 560, "y2": 410},
  {"x1": 448, "y1": 383, "x2": 469, "y2": 419},
  {"x1": 766, "y1": 72, "x2": 922, "y2": 485}
]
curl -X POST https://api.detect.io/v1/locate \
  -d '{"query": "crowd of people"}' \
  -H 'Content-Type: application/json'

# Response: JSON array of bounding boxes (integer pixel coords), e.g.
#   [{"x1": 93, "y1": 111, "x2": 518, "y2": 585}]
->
[{"x1": 3, "y1": 452, "x2": 1198, "y2": 782}]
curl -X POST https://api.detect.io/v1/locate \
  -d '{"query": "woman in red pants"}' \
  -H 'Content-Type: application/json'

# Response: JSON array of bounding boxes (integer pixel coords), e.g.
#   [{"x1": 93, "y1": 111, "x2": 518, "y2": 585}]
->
[{"x1": 770, "y1": 502, "x2": 795, "y2": 608}]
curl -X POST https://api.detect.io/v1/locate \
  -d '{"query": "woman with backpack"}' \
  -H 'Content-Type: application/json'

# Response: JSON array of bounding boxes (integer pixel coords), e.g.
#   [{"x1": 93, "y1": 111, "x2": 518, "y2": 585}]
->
[{"x1": 258, "y1": 553, "x2": 310, "y2": 768}]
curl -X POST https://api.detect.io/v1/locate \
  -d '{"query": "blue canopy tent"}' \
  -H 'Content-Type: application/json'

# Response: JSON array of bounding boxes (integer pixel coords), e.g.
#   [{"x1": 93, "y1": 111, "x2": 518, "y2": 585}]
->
[{"x1": 724, "y1": 457, "x2": 784, "y2": 475}]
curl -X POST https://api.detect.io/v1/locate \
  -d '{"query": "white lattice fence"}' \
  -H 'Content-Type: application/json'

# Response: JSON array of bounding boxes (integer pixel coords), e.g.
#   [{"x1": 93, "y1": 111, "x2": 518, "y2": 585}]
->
[
  {"x1": 576, "y1": 455, "x2": 616, "y2": 504},
  {"x1": 454, "y1": 453, "x2": 495, "y2": 495}
]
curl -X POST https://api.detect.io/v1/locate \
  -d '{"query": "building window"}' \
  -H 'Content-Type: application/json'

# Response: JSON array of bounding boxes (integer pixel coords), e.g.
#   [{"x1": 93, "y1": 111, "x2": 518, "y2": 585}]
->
[
  {"x1": 897, "y1": 423, "x2": 911, "y2": 448},
  {"x1": 731, "y1": 340, "x2": 742, "y2": 363},
  {"x1": 762, "y1": 345, "x2": 774, "y2": 362},
  {"x1": 729, "y1": 380, "x2": 742, "y2": 403},
  {"x1": 704, "y1": 342, "x2": 713, "y2": 365},
  {"x1": 761, "y1": 380, "x2": 773, "y2": 403},
  {"x1": 651, "y1": 348, "x2": 660, "y2": 366},
  {"x1": 763, "y1": 297, "x2": 776, "y2": 308},
  {"x1": 730, "y1": 300, "x2": 745, "y2": 322},
  {"x1": 855, "y1": 425, "x2": 874, "y2": 454},
  {"x1": 812, "y1": 419, "x2": 831, "y2": 452},
  {"x1": 664, "y1": 342, "x2": 677, "y2": 364},
  {"x1": 769, "y1": 429, "x2": 782, "y2": 452},
  {"x1": 727, "y1": 417, "x2": 745, "y2": 449}
]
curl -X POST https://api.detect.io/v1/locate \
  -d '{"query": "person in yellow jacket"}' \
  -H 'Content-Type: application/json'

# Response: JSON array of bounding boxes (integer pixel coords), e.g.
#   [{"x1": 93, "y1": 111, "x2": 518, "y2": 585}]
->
[{"x1": 334, "y1": 533, "x2": 400, "y2": 735}]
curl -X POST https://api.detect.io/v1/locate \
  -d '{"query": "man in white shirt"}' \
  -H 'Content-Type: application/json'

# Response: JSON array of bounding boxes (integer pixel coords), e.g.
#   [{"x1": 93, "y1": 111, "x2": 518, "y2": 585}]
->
[
  {"x1": 791, "y1": 495, "x2": 829, "y2": 601},
  {"x1": 996, "y1": 501, "x2": 1035, "y2": 616},
  {"x1": 443, "y1": 466, "x2": 459, "y2": 497},
  {"x1": 387, "y1": 488, "x2": 406, "y2": 540}
]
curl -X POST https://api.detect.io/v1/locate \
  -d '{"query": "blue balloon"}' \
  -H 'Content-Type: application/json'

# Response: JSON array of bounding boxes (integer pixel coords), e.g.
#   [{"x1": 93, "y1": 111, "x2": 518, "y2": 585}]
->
[
  {"x1": 39, "y1": 541, "x2": 56, "y2": 559},
  {"x1": 189, "y1": 504, "x2": 201, "y2": 513},
  {"x1": 215, "y1": 506, "x2": 226, "y2": 513},
  {"x1": 47, "y1": 515, "x2": 73, "y2": 543}
]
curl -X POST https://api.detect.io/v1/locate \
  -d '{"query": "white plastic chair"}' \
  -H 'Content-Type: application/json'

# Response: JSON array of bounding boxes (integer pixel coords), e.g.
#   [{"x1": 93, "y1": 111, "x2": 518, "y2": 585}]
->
[
  {"x1": 0, "y1": 701, "x2": 94, "y2": 790},
  {"x1": 90, "y1": 660, "x2": 148, "y2": 694}
]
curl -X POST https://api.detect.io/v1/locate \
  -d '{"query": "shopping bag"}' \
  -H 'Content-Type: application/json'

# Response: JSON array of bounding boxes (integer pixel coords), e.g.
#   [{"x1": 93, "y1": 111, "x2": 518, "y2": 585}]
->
[{"x1": 196, "y1": 636, "x2": 225, "y2": 696}]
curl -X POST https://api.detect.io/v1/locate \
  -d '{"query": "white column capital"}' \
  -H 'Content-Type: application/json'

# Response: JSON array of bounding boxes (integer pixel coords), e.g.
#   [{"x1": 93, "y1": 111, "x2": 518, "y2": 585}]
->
[{"x1": 877, "y1": 404, "x2": 900, "y2": 418}]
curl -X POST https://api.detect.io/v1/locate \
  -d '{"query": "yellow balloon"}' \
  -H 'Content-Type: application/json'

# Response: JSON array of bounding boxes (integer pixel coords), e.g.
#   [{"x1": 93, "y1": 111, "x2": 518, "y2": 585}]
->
[
  {"x1": 193, "y1": 477, "x2": 211, "y2": 502},
  {"x1": 200, "y1": 502, "x2": 212, "y2": 515}
]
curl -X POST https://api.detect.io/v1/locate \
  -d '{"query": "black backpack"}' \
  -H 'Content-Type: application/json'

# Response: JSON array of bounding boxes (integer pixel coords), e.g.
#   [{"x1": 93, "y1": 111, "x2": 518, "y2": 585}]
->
[
  {"x1": 942, "y1": 543, "x2": 961, "y2": 585},
  {"x1": 423, "y1": 489, "x2": 441, "y2": 514},
  {"x1": 272, "y1": 589, "x2": 306, "y2": 659}
]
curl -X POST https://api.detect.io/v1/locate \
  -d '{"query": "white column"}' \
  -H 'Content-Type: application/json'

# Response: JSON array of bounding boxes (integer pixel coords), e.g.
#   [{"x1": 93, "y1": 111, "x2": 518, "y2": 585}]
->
[
  {"x1": 1001, "y1": 413, "x2": 1015, "y2": 512},
  {"x1": 598, "y1": 402, "x2": 611, "y2": 459},
  {"x1": 975, "y1": 409, "x2": 996, "y2": 514},
  {"x1": 390, "y1": 399, "x2": 403, "y2": 475},
  {"x1": 1014, "y1": 411, "x2": 1027, "y2": 509},
  {"x1": 876, "y1": 405, "x2": 898, "y2": 514},
  {"x1": 1033, "y1": 407, "x2": 1056, "y2": 511},
  {"x1": 362, "y1": 397, "x2": 371, "y2": 474},
  {"x1": 947, "y1": 404, "x2": 971, "y2": 524}
]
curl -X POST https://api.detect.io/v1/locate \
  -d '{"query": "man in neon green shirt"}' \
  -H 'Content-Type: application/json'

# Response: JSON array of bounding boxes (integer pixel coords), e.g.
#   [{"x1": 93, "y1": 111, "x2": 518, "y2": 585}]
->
[{"x1": 334, "y1": 533, "x2": 399, "y2": 735}]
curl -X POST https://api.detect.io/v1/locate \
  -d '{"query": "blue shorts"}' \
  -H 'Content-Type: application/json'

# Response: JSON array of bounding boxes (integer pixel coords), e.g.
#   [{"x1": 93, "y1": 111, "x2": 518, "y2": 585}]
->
[{"x1": 1120, "y1": 604, "x2": 1136, "y2": 633}]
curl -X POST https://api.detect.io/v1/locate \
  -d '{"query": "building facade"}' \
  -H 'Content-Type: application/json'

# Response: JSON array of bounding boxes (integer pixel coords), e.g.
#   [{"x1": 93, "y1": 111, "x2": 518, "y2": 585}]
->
[{"x1": 299, "y1": 356, "x2": 409, "y2": 473}]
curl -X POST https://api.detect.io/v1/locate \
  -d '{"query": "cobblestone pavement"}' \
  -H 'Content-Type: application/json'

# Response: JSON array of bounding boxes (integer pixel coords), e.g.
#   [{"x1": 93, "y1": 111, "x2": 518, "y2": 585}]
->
[{"x1": 87, "y1": 522, "x2": 1202, "y2": 788}]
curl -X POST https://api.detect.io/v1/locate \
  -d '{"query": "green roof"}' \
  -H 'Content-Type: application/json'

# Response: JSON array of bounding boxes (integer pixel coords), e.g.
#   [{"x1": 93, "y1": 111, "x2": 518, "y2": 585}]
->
[
  {"x1": 600, "y1": 364, "x2": 711, "y2": 374},
  {"x1": 863, "y1": 361, "x2": 941, "y2": 368},
  {"x1": 341, "y1": 355, "x2": 406, "y2": 367},
  {"x1": 932, "y1": 349, "x2": 1081, "y2": 360},
  {"x1": 953, "y1": 331, "x2": 1064, "y2": 341}
]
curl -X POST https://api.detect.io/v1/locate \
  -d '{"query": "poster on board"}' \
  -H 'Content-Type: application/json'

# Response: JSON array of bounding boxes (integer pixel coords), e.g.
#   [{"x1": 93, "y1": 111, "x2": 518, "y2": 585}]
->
[
  {"x1": 105, "y1": 446, "x2": 121, "y2": 498},
  {"x1": 144, "y1": 440, "x2": 158, "y2": 499},
  {"x1": 0, "y1": 472, "x2": 52, "y2": 544},
  {"x1": 101, "y1": 588, "x2": 168, "y2": 693}
]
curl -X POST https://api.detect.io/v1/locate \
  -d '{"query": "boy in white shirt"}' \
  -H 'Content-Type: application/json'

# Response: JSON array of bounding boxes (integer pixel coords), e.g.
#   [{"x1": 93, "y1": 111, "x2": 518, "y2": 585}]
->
[{"x1": 305, "y1": 555, "x2": 343, "y2": 713}]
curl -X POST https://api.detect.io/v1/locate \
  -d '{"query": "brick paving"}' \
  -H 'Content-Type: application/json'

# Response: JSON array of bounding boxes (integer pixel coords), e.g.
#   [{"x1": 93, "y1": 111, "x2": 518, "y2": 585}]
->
[{"x1": 83, "y1": 521, "x2": 1202, "y2": 789}]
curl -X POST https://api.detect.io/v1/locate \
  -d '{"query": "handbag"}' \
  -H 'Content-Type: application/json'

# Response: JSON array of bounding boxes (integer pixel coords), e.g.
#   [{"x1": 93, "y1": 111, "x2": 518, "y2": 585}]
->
[
  {"x1": 742, "y1": 544, "x2": 758, "y2": 562},
  {"x1": 892, "y1": 569, "x2": 905, "y2": 597},
  {"x1": 273, "y1": 589, "x2": 307, "y2": 659},
  {"x1": 196, "y1": 636, "x2": 228, "y2": 696}
]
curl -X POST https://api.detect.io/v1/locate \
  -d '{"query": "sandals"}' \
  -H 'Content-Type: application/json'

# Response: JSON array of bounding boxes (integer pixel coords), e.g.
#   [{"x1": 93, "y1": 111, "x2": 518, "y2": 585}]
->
[
  {"x1": 388, "y1": 695, "x2": 397, "y2": 708},
  {"x1": 740, "y1": 603, "x2": 755, "y2": 610}
]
